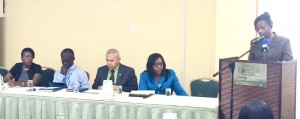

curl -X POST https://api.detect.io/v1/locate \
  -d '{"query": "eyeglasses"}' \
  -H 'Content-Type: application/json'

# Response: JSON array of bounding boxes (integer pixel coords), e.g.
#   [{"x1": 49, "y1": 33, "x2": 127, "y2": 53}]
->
[{"x1": 153, "y1": 62, "x2": 164, "y2": 67}]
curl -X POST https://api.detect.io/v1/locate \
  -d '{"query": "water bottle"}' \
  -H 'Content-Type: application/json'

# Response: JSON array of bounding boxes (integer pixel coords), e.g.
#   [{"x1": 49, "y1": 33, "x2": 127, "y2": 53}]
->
[{"x1": 0, "y1": 74, "x2": 3, "y2": 91}]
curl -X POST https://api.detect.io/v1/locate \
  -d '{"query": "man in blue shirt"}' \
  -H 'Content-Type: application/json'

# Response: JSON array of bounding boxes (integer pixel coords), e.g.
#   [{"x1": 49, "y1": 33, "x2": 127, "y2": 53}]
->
[{"x1": 52, "y1": 48, "x2": 89, "y2": 90}]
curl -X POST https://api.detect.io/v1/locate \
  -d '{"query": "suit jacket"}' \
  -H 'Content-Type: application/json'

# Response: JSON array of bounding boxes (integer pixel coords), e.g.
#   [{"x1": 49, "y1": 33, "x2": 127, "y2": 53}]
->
[
  {"x1": 248, "y1": 32, "x2": 293, "y2": 61},
  {"x1": 92, "y1": 64, "x2": 138, "y2": 92},
  {"x1": 139, "y1": 69, "x2": 188, "y2": 96}
]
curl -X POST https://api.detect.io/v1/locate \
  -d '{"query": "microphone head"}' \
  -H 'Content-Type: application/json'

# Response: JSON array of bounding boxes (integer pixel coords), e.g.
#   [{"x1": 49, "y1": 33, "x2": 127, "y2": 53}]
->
[
  {"x1": 262, "y1": 38, "x2": 269, "y2": 45},
  {"x1": 258, "y1": 36, "x2": 265, "y2": 41},
  {"x1": 251, "y1": 36, "x2": 265, "y2": 44},
  {"x1": 261, "y1": 37, "x2": 269, "y2": 53}
]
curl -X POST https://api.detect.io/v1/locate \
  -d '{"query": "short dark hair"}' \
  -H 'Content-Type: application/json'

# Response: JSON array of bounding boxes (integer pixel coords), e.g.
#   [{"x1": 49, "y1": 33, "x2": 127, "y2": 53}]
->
[
  {"x1": 254, "y1": 12, "x2": 273, "y2": 28},
  {"x1": 21, "y1": 47, "x2": 35, "y2": 59},
  {"x1": 238, "y1": 100, "x2": 274, "y2": 119},
  {"x1": 146, "y1": 53, "x2": 169, "y2": 79},
  {"x1": 61, "y1": 48, "x2": 74, "y2": 57}
]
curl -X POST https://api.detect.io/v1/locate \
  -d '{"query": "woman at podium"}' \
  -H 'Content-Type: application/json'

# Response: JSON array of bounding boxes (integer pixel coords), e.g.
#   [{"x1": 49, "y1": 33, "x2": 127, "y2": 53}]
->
[{"x1": 248, "y1": 12, "x2": 293, "y2": 61}]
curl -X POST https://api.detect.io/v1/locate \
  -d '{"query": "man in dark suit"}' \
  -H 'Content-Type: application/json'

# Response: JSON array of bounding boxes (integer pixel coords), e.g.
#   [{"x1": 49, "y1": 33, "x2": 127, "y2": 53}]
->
[{"x1": 92, "y1": 49, "x2": 138, "y2": 92}]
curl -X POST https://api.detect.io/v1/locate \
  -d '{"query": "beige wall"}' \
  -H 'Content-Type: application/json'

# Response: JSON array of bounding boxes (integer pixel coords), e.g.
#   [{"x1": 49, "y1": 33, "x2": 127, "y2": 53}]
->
[
  {"x1": 3, "y1": 0, "x2": 256, "y2": 95},
  {"x1": 0, "y1": 18, "x2": 4, "y2": 66},
  {"x1": 184, "y1": 0, "x2": 216, "y2": 94},
  {"x1": 215, "y1": 0, "x2": 257, "y2": 64}
]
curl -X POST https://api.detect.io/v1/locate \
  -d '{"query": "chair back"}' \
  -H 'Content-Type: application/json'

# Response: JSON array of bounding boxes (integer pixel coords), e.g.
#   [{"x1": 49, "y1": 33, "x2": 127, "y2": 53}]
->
[
  {"x1": 0, "y1": 67, "x2": 8, "y2": 77},
  {"x1": 190, "y1": 78, "x2": 219, "y2": 98},
  {"x1": 40, "y1": 67, "x2": 55, "y2": 87},
  {"x1": 85, "y1": 71, "x2": 90, "y2": 80}
]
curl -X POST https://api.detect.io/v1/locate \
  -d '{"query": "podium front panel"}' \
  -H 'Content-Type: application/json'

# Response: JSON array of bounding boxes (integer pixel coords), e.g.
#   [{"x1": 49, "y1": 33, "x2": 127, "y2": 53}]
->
[{"x1": 219, "y1": 59, "x2": 296, "y2": 119}]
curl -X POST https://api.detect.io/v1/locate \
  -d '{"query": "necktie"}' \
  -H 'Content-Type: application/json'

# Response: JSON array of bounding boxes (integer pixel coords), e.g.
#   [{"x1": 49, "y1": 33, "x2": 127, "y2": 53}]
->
[{"x1": 109, "y1": 70, "x2": 115, "y2": 84}]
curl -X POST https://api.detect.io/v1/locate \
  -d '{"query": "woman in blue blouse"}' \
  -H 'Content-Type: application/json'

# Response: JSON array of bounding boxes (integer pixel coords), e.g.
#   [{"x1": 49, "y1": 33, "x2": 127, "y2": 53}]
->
[{"x1": 139, "y1": 53, "x2": 188, "y2": 96}]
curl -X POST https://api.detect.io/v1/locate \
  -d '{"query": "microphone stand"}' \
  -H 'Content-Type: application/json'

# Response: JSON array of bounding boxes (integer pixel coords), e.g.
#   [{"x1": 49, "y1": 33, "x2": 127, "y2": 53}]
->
[
  {"x1": 263, "y1": 49, "x2": 267, "y2": 61},
  {"x1": 213, "y1": 48, "x2": 251, "y2": 119},
  {"x1": 262, "y1": 45, "x2": 268, "y2": 61}
]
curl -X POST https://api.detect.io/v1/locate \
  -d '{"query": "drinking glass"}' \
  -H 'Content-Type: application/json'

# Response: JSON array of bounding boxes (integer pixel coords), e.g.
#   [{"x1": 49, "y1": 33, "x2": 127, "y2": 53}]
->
[
  {"x1": 27, "y1": 80, "x2": 33, "y2": 92},
  {"x1": 165, "y1": 88, "x2": 171, "y2": 96},
  {"x1": 73, "y1": 82, "x2": 79, "y2": 93}
]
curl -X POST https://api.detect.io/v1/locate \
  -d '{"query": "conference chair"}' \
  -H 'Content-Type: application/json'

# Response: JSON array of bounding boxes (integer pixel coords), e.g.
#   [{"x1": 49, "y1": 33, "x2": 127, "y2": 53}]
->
[
  {"x1": 0, "y1": 67, "x2": 8, "y2": 77},
  {"x1": 190, "y1": 78, "x2": 219, "y2": 98},
  {"x1": 40, "y1": 67, "x2": 55, "y2": 87},
  {"x1": 85, "y1": 71, "x2": 90, "y2": 80}
]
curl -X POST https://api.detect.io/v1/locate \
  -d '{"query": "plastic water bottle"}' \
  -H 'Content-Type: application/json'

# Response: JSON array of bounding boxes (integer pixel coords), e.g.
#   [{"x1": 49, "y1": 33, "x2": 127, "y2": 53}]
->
[{"x1": 0, "y1": 74, "x2": 3, "y2": 91}]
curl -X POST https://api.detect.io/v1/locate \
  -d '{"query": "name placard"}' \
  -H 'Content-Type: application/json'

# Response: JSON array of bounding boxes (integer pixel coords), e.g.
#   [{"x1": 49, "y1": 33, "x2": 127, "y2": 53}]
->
[{"x1": 233, "y1": 62, "x2": 267, "y2": 87}]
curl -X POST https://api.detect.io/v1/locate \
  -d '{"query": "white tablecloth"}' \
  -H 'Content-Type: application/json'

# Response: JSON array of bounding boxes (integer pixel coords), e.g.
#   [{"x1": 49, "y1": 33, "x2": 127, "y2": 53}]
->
[{"x1": 0, "y1": 87, "x2": 218, "y2": 119}]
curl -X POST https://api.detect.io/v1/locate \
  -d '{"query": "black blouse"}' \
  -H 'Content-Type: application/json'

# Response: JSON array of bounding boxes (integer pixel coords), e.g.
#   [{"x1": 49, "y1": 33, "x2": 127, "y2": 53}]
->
[{"x1": 9, "y1": 62, "x2": 42, "y2": 81}]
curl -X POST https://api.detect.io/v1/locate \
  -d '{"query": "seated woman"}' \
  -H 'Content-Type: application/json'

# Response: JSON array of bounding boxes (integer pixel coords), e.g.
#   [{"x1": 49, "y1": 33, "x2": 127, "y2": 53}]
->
[
  {"x1": 4, "y1": 48, "x2": 42, "y2": 87},
  {"x1": 139, "y1": 53, "x2": 188, "y2": 96},
  {"x1": 238, "y1": 100, "x2": 274, "y2": 119}
]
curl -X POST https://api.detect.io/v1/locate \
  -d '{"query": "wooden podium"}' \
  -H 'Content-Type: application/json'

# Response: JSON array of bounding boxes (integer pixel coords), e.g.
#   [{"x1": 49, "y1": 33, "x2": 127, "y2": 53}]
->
[{"x1": 218, "y1": 58, "x2": 297, "y2": 119}]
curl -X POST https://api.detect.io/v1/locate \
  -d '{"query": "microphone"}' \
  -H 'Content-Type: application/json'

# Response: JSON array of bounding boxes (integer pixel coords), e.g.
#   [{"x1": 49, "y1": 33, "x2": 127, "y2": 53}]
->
[
  {"x1": 262, "y1": 38, "x2": 269, "y2": 52},
  {"x1": 251, "y1": 36, "x2": 265, "y2": 44}
]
